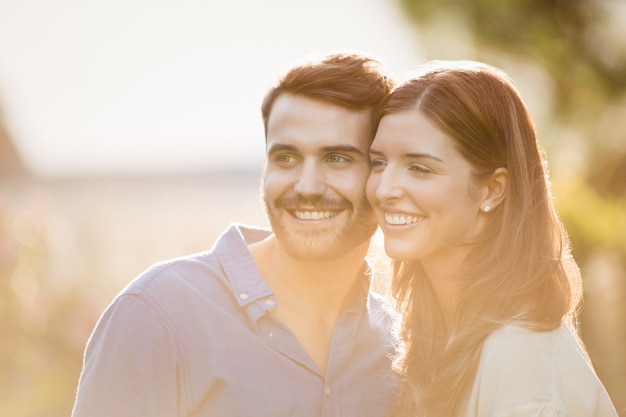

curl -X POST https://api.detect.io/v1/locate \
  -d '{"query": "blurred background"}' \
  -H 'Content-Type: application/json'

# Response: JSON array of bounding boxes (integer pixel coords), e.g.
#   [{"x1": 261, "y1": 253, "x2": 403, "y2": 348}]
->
[{"x1": 0, "y1": 0, "x2": 624, "y2": 416}]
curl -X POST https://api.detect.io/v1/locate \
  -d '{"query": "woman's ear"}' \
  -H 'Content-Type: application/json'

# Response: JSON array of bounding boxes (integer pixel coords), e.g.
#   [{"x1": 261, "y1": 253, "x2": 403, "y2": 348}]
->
[{"x1": 480, "y1": 167, "x2": 508, "y2": 213}]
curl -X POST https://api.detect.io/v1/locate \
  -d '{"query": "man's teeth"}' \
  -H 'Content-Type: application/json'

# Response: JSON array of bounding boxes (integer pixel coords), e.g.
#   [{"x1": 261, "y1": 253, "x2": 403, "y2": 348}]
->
[
  {"x1": 385, "y1": 214, "x2": 420, "y2": 225},
  {"x1": 295, "y1": 210, "x2": 336, "y2": 220}
]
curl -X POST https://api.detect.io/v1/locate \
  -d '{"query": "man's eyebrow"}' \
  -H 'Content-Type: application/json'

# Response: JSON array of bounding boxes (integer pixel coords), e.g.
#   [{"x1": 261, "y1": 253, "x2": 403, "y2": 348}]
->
[
  {"x1": 267, "y1": 143, "x2": 297, "y2": 154},
  {"x1": 320, "y1": 145, "x2": 368, "y2": 158}
]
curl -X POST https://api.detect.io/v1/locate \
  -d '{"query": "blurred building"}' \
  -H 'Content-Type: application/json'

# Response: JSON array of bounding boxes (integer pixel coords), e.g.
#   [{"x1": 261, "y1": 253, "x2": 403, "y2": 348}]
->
[{"x1": 0, "y1": 120, "x2": 28, "y2": 179}]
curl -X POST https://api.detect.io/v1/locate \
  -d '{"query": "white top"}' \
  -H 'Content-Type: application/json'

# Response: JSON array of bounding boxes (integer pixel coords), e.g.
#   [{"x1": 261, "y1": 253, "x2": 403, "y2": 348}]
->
[{"x1": 463, "y1": 324, "x2": 618, "y2": 417}]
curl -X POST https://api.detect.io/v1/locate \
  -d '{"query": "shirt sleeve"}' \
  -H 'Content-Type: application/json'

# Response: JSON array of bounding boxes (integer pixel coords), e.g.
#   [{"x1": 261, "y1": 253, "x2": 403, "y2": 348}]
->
[{"x1": 71, "y1": 292, "x2": 182, "y2": 417}]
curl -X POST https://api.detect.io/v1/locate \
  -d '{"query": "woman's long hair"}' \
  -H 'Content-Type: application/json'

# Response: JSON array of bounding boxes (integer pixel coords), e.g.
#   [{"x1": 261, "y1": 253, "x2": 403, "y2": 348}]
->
[{"x1": 378, "y1": 61, "x2": 583, "y2": 417}]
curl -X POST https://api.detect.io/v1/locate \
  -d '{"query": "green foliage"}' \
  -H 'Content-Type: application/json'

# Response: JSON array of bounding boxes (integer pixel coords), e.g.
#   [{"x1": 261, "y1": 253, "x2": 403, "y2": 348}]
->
[
  {"x1": 399, "y1": 0, "x2": 625, "y2": 98},
  {"x1": 554, "y1": 179, "x2": 626, "y2": 259}
]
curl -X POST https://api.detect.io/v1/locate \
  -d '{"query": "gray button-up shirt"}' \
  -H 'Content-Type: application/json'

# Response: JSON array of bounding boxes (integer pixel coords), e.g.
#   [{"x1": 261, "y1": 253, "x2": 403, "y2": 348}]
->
[{"x1": 72, "y1": 224, "x2": 399, "y2": 417}]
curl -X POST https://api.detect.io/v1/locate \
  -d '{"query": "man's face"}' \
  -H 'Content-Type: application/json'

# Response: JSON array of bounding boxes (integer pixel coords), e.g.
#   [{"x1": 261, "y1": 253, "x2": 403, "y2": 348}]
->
[{"x1": 262, "y1": 93, "x2": 377, "y2": 261}]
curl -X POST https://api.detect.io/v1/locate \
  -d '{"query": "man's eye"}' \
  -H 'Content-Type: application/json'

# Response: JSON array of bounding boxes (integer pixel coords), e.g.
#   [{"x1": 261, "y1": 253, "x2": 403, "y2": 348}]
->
[
  {"x1": 277, "y1": 154, "x2": 296, "y2": 163},
  {"x1": 328, "y1": 155, "x2": 349, "y2": 163}
]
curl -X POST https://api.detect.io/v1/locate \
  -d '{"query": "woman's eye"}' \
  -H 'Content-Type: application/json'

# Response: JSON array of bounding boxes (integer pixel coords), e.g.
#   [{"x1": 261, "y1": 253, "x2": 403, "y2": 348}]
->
[
  {"x1": 409, "y1": 164, "x2": 431, "y2": 174},
  {"x1": 370, "y1": 159, "x2": 387, "y2": 170}
]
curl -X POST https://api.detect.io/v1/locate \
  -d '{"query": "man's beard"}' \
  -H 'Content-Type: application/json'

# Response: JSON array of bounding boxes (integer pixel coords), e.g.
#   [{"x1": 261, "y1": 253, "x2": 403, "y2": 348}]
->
[{"x1": 264, "y1": 194, "x2": 378, "y2": 261}]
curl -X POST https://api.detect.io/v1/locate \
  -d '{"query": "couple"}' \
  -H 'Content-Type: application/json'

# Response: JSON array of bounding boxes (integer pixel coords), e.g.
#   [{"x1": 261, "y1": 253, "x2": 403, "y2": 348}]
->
[{"x1": 71, "y1": 53, "x2": 617, "y2": 417}]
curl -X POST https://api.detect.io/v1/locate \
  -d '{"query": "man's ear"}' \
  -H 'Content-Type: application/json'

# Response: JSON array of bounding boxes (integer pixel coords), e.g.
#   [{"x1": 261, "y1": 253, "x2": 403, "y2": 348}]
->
[{"x1": 480, "y1": 167, "x2": 508, "y2": 213}]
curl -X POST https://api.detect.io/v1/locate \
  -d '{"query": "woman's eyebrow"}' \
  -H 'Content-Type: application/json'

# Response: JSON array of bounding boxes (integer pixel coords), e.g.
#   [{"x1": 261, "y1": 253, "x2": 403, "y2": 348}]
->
[
  {"x1": 369, "y1": 148, "x2": 444, "y2": 162},
  {"x1": 405, "y1": 152, "x2": 444, "y2": 162}
]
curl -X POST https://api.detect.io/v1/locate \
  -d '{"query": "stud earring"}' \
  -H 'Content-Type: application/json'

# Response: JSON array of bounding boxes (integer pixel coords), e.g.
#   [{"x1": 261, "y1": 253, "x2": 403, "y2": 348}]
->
[{"x1": 482, "y1": 205, "x2": 491, "y2": 213}]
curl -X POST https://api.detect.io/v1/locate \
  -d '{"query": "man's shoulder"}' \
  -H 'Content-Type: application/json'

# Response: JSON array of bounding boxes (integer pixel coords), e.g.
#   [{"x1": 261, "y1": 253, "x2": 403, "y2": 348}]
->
[
  {"x1": 117, "y1": 250, "x2": 222, "y2": 301},
  {"x1": 132, "y1": 224, "x2": 269, "y2": 282},
  {"x1": 118, "y1": 223, "x2": 270, "y2": 301}
]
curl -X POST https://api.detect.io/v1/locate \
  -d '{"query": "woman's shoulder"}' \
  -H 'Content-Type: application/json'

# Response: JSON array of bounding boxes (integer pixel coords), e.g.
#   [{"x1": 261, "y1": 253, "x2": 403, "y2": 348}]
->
[
  {"x1": 481, "y1": 323, "x2": 580, "y2": 358},
  {"x1": 471, "y1": 323, "x2": 618, "y2": 417},
  {"x1": 475, "y1": 323, "x2": 592, "y2": 403},
  {"x1": 479, "y1": 324, "x2": 559, "y2": 375}
]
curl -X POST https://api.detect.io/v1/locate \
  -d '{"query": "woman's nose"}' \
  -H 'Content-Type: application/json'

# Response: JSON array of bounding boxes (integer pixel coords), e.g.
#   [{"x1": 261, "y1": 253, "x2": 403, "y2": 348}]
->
[{"x1": 373, "y1": 168, "x2": 403, "y2": 202}]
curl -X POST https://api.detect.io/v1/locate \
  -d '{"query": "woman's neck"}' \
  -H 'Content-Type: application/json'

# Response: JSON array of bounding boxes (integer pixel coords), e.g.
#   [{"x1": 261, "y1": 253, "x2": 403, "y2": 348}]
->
[{"x1": 421, "y1": 249, "x2": 468, "y2": 328}]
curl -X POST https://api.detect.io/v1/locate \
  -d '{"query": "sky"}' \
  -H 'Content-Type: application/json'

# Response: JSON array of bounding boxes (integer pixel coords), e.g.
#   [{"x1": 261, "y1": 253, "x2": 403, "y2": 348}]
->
[{"x1": 0, "y1": 0, "x2": 423, "y2": 178}]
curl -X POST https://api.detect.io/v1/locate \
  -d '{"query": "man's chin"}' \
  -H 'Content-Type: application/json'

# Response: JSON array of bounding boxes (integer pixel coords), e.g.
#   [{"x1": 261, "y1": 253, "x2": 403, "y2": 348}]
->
[
  {"x1": 280, "y1": 230, "x2": 373, "y2": 261},
  {"x1": 267, "y1": 207, "x2": 377, "y2": 260},
  {"x1": 283, "y1": 244, "x2": 352, "y2": 262}
]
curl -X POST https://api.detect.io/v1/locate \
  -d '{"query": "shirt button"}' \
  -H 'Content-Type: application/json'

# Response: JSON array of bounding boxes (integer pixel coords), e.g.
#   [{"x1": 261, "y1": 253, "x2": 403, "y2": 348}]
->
[
  {"x1": 324, "y1": 385, "x2": 331, "y2": 397},
  {"x1": 265, "y1": 299, "x2": 276, "y2": 307},
  {"x1": 239, "y1": 293, "x2": 248, "y2": 300}
]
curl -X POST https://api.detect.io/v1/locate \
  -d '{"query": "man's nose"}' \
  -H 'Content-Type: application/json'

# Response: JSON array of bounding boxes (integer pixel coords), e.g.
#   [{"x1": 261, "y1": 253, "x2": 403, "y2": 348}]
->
[{"x1": 294, "y1": 160, "x2": 326, "y2": 198}]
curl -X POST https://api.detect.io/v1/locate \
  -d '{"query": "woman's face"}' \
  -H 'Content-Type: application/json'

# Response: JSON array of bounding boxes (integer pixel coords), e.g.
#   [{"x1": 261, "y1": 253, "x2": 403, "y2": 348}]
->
[{"x1": 366, "y1": 110, "x2": 488, "y2": 265}]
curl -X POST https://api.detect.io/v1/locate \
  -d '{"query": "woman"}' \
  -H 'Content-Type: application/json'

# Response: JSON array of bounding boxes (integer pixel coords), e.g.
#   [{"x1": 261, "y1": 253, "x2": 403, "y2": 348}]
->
[{"x1": 366, "y1": 61, "x2": 618, "y2": 417}]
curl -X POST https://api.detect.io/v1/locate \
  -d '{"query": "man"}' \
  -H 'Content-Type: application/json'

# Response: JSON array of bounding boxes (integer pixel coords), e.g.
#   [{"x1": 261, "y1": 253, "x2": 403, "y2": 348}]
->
[{"x1": 72, "y1": 52, "x2": 398, "y2": 417}]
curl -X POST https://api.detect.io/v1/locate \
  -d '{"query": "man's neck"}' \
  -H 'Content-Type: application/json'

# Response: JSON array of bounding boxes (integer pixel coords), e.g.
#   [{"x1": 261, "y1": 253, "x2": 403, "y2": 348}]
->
[
  {"x1": 249, "y1": 235, "x2": 370, "y2": 317},
  {"x1": 248, "y1": 235, "x2": 371, "y2": 374}
]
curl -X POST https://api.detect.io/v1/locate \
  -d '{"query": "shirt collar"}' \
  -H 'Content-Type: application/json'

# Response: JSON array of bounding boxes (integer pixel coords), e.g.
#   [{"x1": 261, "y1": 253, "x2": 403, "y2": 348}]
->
[{"x1": 214, "y1": 223, "x2": 376, "y2": 322}]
